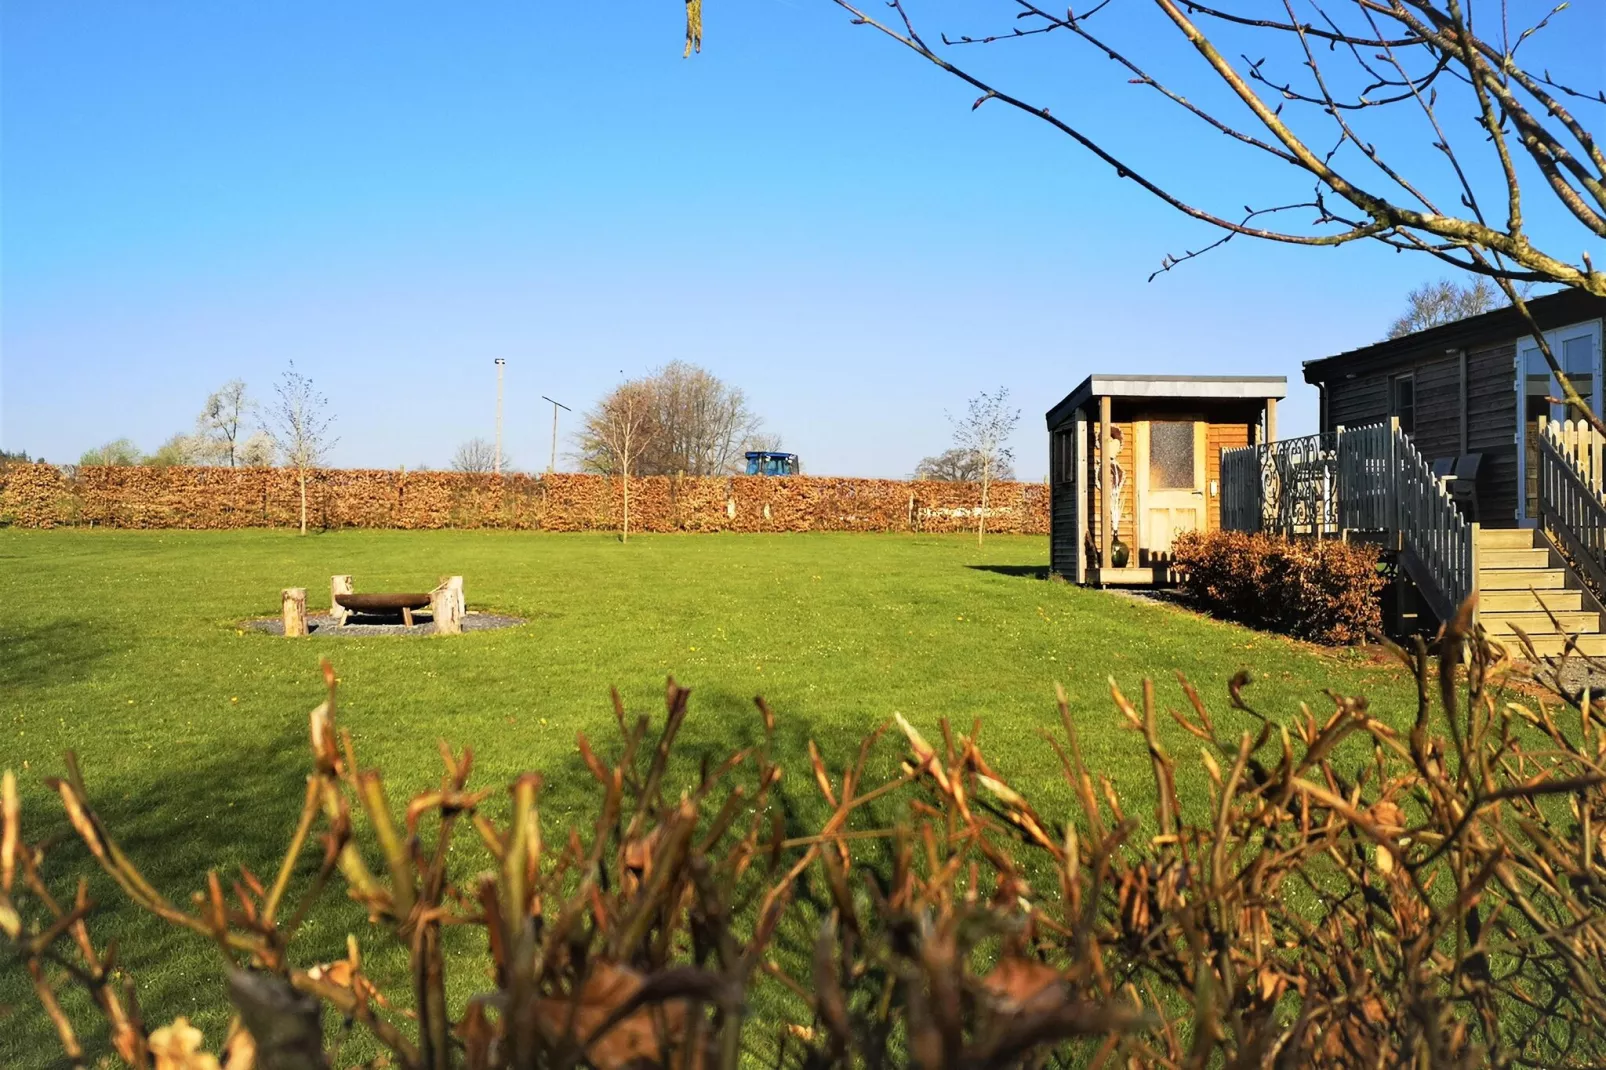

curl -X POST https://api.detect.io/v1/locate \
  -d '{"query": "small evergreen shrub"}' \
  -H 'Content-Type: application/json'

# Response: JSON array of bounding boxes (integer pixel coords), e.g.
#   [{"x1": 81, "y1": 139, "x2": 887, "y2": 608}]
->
[{"x1": 1172, "y1": 528, "x2": 1384, "y2": 643}]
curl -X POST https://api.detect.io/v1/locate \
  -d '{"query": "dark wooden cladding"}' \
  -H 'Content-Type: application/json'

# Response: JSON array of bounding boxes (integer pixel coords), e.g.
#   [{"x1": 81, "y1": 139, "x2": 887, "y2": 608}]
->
[
  {"x1": 1050, "y1": 427, "x2": 1080, "y2": 578},
  {"x1": 1328, "y1": 374, "x2": 1389, "y2": 430},
  {"x1": 1304, "y1": 290, "x2": 1606, "y2": 530},
  {"x1": 1319, "y1": 343, "x2": 1520, "y2": 524},
  {"x1": 1412, "y1": 355, "x2": 1461, "y2": 460},
  {"x1": 1468, "y1": 342, "x2": 1519, "y2": 524},
  {"x1": 1316, "y1": 340, "x2": 1520, "y2": 524}
]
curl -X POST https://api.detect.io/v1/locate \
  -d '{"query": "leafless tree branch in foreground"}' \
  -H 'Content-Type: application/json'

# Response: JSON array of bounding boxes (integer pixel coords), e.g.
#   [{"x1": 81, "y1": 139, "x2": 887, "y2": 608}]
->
[{"x1": 754, "y1": 0, "x2": 1606, "y2": 429}]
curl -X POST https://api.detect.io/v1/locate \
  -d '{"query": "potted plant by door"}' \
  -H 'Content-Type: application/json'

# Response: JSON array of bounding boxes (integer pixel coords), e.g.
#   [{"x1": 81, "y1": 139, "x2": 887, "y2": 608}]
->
[{"x1": 1110, "y1": 537, "x2": 1130, "y2": 568}]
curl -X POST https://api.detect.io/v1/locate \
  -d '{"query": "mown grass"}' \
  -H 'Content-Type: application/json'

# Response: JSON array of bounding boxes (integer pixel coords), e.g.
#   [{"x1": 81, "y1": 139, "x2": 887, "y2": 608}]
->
[{"x1": 0, "y1": 529, "x2": 1423, "y2": 1064}]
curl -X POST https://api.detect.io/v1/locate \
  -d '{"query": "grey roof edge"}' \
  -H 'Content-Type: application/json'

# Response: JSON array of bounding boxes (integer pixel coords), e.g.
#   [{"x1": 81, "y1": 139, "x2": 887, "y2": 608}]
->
[
  {"x1": 1302, "y1": 289, "x2": 1606, "y2": 384},
  {"x1": 1045, "y1": 374, "x2": 1288, "y2": 429}
]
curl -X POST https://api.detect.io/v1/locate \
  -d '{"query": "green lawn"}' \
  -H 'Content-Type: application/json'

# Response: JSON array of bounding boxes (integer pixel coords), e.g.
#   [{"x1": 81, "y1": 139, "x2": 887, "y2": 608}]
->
[{"x1": 0, "y1": 529, "x2": 1419, "y2": 1064}]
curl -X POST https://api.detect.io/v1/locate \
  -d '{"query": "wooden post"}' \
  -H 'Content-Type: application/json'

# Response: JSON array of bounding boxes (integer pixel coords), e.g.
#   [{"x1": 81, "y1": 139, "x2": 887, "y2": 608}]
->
[
  {"x1": 1264, "y1": 396, "x2": 1278, "y2": 445},
  {"x1": 1387, "y1": 416, "x2": 1402, "y2": 549},
  {"x1": 282, "y1": 588, "x2": 307, "y2": 637},
  {"x1": 1100, "y1": 395, "x2": 1114, "y2": 573},
  {"x1": 331, "y1": 575, "x2": 353, "y2": 627},
  {"x1": 1074, "y1": 410, "x2": 1089, "y2": 585},
  {"x1": 431, "y1": 576, "x2": 465, "y2": 635},
  {"x1": 1468, "y1": 522, "x2": 1481, "y2": 623}
]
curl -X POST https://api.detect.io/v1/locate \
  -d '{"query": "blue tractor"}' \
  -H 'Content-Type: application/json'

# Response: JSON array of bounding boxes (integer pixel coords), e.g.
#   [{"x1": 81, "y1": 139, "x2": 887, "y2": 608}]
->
[{"x1": 745, "y1": 451, "x2": 800, "y2": 476}]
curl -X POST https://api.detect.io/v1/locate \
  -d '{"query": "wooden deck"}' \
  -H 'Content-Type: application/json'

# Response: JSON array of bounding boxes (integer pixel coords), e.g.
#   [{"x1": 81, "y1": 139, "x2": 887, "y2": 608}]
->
[{"x1": 1088, "y1": 565, "x2": 1180, "y2": 587}]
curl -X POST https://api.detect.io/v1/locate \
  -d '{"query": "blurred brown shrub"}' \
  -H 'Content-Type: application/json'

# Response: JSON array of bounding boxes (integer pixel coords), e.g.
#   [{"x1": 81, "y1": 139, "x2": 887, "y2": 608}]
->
[
  {"x1": 7, "y1": 616, "x2": 1606, "y2": 1067},
  {"x1": 1172, "y1": 528, "x2": 1386, "y2": 643},
  {"x1": 0, "y1": 463, "x2": 1048, "y2": 534}
]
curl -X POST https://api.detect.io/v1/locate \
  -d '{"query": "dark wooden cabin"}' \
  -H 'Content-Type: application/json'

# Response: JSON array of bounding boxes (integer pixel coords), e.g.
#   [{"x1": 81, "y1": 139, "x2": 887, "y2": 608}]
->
[
  {"x1": 1045, "y1": 375, "x2": 1287, "y2": 585},
  {"x1": 1303, "y1": 289, "x2": 1606, "y2": 527}
]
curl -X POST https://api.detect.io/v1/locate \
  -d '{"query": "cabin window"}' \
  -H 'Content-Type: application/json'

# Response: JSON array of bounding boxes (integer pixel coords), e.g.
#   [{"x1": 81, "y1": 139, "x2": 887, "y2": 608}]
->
[
  {"x1": 1149, "y1": 421, "x2": 1196, "y2": 489},
  {"x1": 1391, "y1": 374, "x2": 1415, "y2": 434}
]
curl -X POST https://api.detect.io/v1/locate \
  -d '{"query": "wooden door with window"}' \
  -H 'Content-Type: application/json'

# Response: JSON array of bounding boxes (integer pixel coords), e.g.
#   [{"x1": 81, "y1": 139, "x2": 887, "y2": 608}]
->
[{"x1": 1135, "y1": 419, "x2": 1207, "y2": 559}]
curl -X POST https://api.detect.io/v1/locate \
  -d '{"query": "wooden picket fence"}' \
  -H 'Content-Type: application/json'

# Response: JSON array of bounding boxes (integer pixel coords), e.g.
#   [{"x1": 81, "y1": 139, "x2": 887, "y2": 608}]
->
[
  {"x1": 1542, "y1": 417, "x2": 1606, "y2": 493},
  {"x1": 1538, "y1": 418, "x2": 1606, "y2": 599}
]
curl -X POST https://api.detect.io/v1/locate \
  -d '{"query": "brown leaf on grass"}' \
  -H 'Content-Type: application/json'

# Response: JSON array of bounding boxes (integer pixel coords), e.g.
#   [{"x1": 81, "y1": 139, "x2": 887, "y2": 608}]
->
[
  {"x1": 149, "y1": 1018, "x2": 222, "y2": 1070},
  {"x1": 222, "y1": 1027, "x2": 256, "y2": 1070},
  {"x1": 532, "y1": 961, "x2": 716, "y2": 1070},
  {"x1": 981, "y1": 956, "x2": 1065, "y2": 1013}
]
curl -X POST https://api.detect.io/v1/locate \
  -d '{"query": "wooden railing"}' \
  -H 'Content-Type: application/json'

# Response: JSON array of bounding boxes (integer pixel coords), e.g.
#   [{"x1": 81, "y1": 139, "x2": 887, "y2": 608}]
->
[
  {"x1": 1220, "y1": 419, "x2": 1475, "y2": 621},
  {"x1": 1543, "y1": 417, "x2": 1606, "y2": 492},
  {"x1": 1220, "y1": 444, "x2": 1263, "y2": 533},
  {"x1": 1538, "y1": 419, "x2": 1606, "y2": 599},
  {"x1": 1335, "y1": 423, "x2": 1392, "y2": 532},
  {"x1": 1390, "y1": 424, "x2": 1477, "y2": 621}
]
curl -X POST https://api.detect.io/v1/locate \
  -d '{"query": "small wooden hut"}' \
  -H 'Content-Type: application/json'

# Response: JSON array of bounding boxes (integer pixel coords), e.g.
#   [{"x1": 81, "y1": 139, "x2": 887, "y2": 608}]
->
[{"x1": 1046, "y1": 374, "x2": 1287, "y2": 585}]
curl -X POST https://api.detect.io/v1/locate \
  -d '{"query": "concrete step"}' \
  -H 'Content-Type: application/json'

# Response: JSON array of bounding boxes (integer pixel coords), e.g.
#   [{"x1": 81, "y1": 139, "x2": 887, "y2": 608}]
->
[
  {"x1": 1481, "y1": 610, "x2": 1601, "y2": 635},
  {"x1": 1476, "y1": 528, "x2": 1541, "y2": 550},
  {"x1": 1479, "y1": 568, "x2": 1569, "y2": 590},
  {"x1": 1478, "y1": 547, "x2": 1554, "y2": 568},
  {"x1": 1479, "y1": 588, "x2": 1584, "y2": 612},
  {"x1": 1495, "y1": 632, "x2": 1606, "y2": 657}
]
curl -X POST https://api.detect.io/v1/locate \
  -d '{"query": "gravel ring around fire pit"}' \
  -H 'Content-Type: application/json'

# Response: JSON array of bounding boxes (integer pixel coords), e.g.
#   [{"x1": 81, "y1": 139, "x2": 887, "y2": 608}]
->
[{"x1": 243, "y1": 611, "x2": 525, "y2": 637}]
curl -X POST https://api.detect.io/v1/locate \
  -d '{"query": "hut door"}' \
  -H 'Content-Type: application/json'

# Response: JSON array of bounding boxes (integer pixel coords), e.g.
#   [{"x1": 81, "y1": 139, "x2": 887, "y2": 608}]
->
[{"x1": 1136, "y1": 419, "x2": 1207, "y2": 558}]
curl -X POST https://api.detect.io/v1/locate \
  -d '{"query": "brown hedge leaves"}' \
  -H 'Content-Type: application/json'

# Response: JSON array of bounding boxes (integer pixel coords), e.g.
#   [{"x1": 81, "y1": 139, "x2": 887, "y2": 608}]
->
[
  {"x1": 0, "y1": 464, "x2": 1049, "y2": 534},
  {"x1": 1172, "y1": 527, "x2": 1386, "y2": 643}
]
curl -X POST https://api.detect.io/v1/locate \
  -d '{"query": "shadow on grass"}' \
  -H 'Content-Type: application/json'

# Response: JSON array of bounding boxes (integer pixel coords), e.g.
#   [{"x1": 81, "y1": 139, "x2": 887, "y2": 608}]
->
[
  {"x1": 0, "y1": 617, "x2": 115, "y2": 691},
  {"x1": 966, "y1": 564, "x2": 1050, "y2": 580},
  {"x1": 6, "y1": 677, "x2": 915, "y2": 1068},
  {"x1": 9, "y1": 712, "x2": 358, "y2": 1066}
]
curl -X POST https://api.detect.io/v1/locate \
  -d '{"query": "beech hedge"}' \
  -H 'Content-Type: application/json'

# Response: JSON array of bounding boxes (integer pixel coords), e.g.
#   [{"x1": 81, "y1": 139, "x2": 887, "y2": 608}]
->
[{"x1": 1172, "y1": 528, "x2": 1385, "y2": 643}]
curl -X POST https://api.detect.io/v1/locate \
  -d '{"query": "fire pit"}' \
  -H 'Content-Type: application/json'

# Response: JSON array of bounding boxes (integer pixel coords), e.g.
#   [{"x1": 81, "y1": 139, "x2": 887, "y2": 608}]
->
[
  {"x1": 275, "y1": 574, "x2": 468, "y2": 636},
  {"x1": 334, "y1": 592, "x2": 433, "y2": 627}
]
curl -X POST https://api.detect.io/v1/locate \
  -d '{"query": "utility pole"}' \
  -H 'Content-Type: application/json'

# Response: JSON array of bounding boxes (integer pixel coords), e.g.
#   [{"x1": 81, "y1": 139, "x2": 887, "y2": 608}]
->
[
  {"x1": 494, "y1": 358, "x2": 507, "y2": 476},
  {"x1": 541, "y1": 396, "x2": 571, "y2": 474}
]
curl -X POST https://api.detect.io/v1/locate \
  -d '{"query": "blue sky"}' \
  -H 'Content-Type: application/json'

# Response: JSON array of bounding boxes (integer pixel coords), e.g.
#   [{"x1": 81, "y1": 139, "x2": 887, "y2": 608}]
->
[{"x1": 3, "y1": 1, "x2": 1601, "y2": 477}]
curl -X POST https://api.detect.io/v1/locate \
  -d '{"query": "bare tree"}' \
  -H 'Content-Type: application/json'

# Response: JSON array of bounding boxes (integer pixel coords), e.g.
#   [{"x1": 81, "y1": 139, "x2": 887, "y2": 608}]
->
[
  {"x1": 195, "y1": 380, "x2": 253, "y2": 466},
  {"x1": 743, "y1": 431, "x2": 785, "y2": 456},
  {"x1": 756, "y1": 0, "x2": 1605, "y2": 427},
  {"x1": 579, "y1": 381, "x2": 653, "y2": 541},
  {"x1": 643, "y1": 361, "x2": 761, "y2": 475},
  {"x1": 915, "y1": 446, "x2": 1017, "y2": 482},
  {"x1": 1387, "y1": 277, "x2": 1505, "y2": 338},
  {"x1": 266, "y1": 363, "x2": 337, "y2": 536},
  {"x1": 576, "y1": 363, "x2": 764, "y2": 476},
  {"x1": 451, "y1": 438, "x2": 504, "y2": 473},
  {"x1": 949, "y1": 387, "x2": 1020, "y2": 547}
]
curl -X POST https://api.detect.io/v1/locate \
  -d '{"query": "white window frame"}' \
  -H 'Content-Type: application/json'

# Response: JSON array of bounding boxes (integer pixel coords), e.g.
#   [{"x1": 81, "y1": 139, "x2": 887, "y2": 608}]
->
[{"x1": 1516, "y1": 317, "x2": 1604, "y2": 525}]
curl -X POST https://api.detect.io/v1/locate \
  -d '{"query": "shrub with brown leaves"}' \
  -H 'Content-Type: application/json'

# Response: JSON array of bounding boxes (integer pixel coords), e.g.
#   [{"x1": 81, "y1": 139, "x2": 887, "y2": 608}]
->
[
  {"x1": 7, "y1": 612, "x2": 1606, "y2": 1068},
  {"x1": 1172, "y1": 528, "x2": 1386, "y2": 643}
]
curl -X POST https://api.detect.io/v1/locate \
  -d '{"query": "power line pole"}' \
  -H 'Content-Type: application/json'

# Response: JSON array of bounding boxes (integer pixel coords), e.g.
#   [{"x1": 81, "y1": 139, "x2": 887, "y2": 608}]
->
[
  {"x1": 494, "y1": 358, "x2": 507, "y2": 476},
  {"x1": 541, "y1": 396, "x2": 571, "y2": 474}
]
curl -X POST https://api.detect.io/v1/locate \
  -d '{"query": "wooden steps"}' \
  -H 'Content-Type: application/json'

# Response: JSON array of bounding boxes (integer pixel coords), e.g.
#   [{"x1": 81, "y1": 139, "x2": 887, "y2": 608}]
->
[
  {"x1": 1478, "y1": 588, "x2": 1583, "y2": 612},
  {"x1": 1475, "y1": 528, "x2": 1606, "y2": 656}
]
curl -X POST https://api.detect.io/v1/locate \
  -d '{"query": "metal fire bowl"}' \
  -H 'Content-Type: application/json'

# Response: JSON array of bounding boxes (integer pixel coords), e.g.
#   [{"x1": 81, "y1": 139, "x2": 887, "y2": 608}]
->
[{"x1": 335, "y1": 593, "x2": 433, "y2": 612}]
